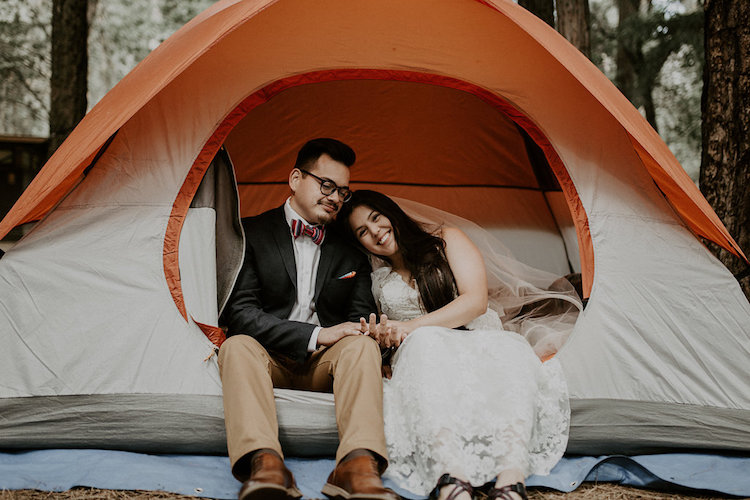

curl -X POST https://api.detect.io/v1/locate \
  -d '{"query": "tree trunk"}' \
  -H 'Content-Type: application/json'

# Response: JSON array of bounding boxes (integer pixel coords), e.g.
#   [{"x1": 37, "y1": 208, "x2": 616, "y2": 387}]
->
[
  {"x1": 700, "y1": 0, "x2": 750, "y2": 298},
  {"x1": 557, "y1": 0, "x2": 591, "y2": 57},
  {"x1": 518, "y1": 0, "x2": 555, "y2": 28},
  {"x1": 48, "y1": 0, "x2": 89, "y2": 158},
  {"x1": 615, "y1": 0, "x2": 640, "y2": 104}
]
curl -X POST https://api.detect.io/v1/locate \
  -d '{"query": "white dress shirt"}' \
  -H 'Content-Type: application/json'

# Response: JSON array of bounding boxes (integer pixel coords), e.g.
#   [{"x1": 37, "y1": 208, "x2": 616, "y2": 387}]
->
[{"x1": 284, "y1": 199, "x2": 323, "y2": 352}]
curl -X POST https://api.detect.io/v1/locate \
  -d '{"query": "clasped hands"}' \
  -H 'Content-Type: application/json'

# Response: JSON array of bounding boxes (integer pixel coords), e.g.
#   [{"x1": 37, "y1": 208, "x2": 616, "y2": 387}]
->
[
  {"x1": 359, "y1": 313, "x2": 408, "y2": 349},
  {"x1": 317, "y1": 314, "x2": 410, "y2": 348}
]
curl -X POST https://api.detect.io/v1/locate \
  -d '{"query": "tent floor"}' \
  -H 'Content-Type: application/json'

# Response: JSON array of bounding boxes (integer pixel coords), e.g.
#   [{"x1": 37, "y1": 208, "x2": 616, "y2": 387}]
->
[{"x1": 1, "y1": 449, "x2": 748, "y2": 499}]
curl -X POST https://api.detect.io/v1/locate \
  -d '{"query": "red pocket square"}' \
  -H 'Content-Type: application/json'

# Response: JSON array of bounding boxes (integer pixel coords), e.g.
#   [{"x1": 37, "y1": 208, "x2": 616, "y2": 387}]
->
[{"x1": 337, "y1": 271, "x2": 357, "y2": 279}]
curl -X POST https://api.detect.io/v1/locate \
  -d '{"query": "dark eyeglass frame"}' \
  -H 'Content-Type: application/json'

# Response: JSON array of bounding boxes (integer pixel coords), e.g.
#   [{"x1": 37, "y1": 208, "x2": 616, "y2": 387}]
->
[{"x1": 298, "y1": 168, "x2": 352, "y2": 202}]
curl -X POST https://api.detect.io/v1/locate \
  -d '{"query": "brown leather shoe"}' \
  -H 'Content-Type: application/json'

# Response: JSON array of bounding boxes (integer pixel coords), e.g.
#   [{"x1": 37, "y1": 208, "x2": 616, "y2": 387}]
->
[
  {"x1": 237, "y1": 451, "x2": 302, "y2": 500},
  {"x1": 321, "y1": 455, "x2": 398, "y2": 500}
]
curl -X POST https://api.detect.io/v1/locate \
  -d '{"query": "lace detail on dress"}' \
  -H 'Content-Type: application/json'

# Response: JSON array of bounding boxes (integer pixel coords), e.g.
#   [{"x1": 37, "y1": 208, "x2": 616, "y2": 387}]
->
[
  {"x1": 372, "y1": 267, "x2": 570, "y2": 496},
  {"x1": 372, "y1": 266, "x2": 504, "y2": 330},
  {"x1": 527, "y1": 357, "x2": 570, "y2": 474},
  {"x1": 371, "y1": 266, "x2": 423, "y2": 321}
]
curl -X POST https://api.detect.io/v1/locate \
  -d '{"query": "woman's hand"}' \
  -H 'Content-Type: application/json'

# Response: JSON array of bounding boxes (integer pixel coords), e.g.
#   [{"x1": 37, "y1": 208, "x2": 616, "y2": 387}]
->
[
  {"x1": 386, "y1": 319, "x2": 415, "y2": 341},
  {"x1": 360, "y1": 313, "x2": 410, "y2": 348}
]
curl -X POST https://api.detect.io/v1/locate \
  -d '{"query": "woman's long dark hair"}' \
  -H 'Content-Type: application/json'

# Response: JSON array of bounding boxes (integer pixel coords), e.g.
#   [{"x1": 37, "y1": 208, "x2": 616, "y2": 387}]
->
[{"x1": 336, "y1": 190, "x2": 457, "y2": 313}]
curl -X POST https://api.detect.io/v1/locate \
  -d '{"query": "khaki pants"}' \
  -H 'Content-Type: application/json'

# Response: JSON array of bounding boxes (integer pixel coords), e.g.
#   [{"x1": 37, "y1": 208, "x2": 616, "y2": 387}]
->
[{"x1": 218, "y1": 334, "x2": 387, "y2": 480}]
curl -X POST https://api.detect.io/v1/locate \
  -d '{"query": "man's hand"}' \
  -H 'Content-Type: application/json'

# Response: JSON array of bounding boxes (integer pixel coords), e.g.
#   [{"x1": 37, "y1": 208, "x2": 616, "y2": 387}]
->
[{"x1": 317, "y1": 322, "x2": 365, "y2": 347}]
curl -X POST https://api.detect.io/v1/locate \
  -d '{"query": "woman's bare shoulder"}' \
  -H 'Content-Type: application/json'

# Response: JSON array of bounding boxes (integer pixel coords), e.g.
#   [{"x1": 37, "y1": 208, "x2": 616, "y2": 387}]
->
[
  {"x1": 440, "y1": 226, "x2": 471, "y2": 245},
  {"x1": 441, "y1": 226, "x2": 483, "y2": 261}
]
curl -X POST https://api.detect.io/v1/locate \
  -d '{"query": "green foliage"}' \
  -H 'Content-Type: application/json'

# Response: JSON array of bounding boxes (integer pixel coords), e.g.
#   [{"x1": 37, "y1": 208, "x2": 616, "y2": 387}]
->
[
  {"x1": 0, "y1": 0, "x2": 51, "y2": 136},
  {"x1": 0, "y1": 0, "x2": 214, "y2": 137},
  {"x1": 590, "y1": 0, "x2": 704, "y2": 180},
  {"x1": 655, "y1": 46, "x2": 702, "y2": 178},
  {"x1": 88, "y1": 0, "x2": 214, "y2": 106},
  {"x1": 590, "y1": 1, "x2": 619, "y2": 77},
  {"x1": 620, "y1": 5, "x2": 703, "y2": 98}
]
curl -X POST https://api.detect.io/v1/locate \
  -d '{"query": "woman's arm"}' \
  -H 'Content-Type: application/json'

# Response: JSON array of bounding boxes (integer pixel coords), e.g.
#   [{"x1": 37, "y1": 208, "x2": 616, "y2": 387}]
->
[{"x1": 396, "y1": 226, "x2": 489, "y2": 334}]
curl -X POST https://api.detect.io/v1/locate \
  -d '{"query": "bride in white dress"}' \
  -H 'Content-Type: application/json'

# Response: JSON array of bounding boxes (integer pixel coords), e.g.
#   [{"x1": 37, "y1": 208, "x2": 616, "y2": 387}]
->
[{"x1": 337, "y1": 190, "x2": 578, "y2": 500}]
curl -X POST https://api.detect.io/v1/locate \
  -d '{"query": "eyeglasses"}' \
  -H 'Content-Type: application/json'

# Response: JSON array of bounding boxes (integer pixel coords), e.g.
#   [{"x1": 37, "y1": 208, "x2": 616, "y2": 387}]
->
[{"x1": 298, "y1": 168, "x2": 352, "y2": 202}]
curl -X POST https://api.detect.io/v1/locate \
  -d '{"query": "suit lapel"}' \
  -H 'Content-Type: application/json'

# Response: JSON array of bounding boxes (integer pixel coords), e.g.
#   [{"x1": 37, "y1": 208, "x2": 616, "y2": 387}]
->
[
  {"x1": 315, "y1": 233, "x2": 336, "y2": 302},
  {"x1": 269, "y1": 206, "x2": 297, "y2": 287}
]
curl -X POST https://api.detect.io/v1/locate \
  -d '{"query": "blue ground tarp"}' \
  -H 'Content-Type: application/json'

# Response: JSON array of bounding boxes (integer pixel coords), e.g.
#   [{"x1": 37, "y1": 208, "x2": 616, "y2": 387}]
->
[{"x1": 1, "y1": 450, "x2": 748, "y2": 499}]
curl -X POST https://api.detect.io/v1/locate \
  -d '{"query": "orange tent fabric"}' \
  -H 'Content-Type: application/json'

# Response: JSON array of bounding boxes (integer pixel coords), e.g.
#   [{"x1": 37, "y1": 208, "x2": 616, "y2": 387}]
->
[{"x1": 1, "y1": 0, "x2": 744, "y2": 301}]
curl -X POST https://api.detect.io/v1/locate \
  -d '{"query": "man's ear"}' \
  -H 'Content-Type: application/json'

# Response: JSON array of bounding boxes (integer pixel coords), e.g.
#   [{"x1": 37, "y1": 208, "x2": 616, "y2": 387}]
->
[{"x1": 289, "y1": 168, "x2": 301, "y2": 193}]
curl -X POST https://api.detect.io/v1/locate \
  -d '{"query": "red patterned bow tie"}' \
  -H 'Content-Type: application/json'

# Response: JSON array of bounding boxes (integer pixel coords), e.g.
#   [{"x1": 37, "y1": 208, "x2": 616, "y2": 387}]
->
[{"x1": 290, "y1": 219, "x2": 325, "y2": 245}]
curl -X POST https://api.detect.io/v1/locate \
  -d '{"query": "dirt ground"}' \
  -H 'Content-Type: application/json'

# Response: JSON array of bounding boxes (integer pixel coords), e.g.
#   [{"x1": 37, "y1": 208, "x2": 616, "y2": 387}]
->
[{"x1": 0, "y1": 483, "x2": 737, "y2": 500}]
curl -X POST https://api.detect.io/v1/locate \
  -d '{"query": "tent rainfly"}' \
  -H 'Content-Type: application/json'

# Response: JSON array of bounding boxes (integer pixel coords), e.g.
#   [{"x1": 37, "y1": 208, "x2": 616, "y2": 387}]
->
[{"x1": 1, "y1": 0, "x2": 749, "y2": 456}]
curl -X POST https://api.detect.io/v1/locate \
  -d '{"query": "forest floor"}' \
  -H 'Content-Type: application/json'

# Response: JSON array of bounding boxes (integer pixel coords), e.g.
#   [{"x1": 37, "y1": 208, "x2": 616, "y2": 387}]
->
[{"x1": 0, "y1": 483, "x2": 736, "y2": 500}]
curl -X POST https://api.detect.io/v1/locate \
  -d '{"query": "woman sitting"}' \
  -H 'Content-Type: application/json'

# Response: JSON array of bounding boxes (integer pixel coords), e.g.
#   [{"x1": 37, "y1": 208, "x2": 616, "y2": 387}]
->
[{"x1": 337, "y1": 190, "x2": 575, "y2": 500}]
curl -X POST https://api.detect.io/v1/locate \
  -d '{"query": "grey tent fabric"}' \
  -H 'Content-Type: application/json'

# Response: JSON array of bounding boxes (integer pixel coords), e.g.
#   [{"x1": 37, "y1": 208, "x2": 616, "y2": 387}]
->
[
  {"x1": 568, "y1": 399, "x2": 750, "y2": 455},
  {"x1": 0, "y1": 389, "x2": 337, "y2": 456}
]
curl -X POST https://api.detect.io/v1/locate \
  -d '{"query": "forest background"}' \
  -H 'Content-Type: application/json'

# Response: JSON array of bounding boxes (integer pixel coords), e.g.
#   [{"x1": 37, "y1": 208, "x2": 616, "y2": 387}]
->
[{"x1": 0, "y1": 0, "x2": 747, "y2": 296}]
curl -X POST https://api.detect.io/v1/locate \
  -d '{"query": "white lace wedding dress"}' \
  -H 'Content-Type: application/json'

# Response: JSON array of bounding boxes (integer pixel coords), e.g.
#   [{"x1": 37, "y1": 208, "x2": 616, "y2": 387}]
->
[{"x1": 373, "y1": 266, "x2": 570, "y2": 496}]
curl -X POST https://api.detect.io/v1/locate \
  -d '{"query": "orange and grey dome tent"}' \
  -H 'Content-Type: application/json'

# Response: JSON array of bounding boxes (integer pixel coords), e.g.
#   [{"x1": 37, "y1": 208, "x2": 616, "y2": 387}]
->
[{"x1": 1, "y1": 0, "x2": 749, "y2": 455}]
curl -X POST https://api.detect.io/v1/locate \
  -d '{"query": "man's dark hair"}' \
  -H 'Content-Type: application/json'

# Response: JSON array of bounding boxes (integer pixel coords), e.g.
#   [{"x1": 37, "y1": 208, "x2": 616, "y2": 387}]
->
[{"x1": 294, "y1": 138, "x2": 356, "y2": 171}]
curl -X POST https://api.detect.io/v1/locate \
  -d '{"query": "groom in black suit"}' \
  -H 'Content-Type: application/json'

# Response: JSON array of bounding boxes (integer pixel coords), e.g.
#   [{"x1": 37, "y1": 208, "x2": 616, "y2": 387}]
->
[{"x1": 218, "y1": 138, "x2": 394, "y2": 500}]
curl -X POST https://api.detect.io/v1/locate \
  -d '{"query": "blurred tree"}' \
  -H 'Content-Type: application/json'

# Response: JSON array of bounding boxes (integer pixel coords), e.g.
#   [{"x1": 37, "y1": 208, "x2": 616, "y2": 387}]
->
[
  {"x1": 591, "y1": 0, "x2": 703, "y2": 179},
  {"x1": 0, "y1": 0, "x2": 215, "y2": 140},
  {"x1": 0, "y1": 0, "x2": 50, "y2": 136},
  {"x1": 518, "y1": 0, "x2": 592, "y2": 58},
  {"x1": 518, "y1": 0, "x2": 556, "y2": 27},
  {"x1": 614, "y1": 0, "x2": 703, "y2": 133},
  {"x1": 48, "y1": 0, "x2": 89, "y2": 157},
  {"x1": 88, "y1": 0, "x2": 213, "y2": 105},
  {"x1": 558, "y1": 0, "x2": 592, "y2": 56},
  {"x1": 615, "y1": 0, "x2": 641, "y2": 116},
  {"x1": 700, "y1": 0, "x2": 750, "y2": 297}
]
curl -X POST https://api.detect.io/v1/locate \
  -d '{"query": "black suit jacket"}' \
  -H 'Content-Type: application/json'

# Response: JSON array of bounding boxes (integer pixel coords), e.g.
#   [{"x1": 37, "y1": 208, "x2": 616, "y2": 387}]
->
[{"x1": 221, "y1": 205, "x2": 377, "y2": 362}]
